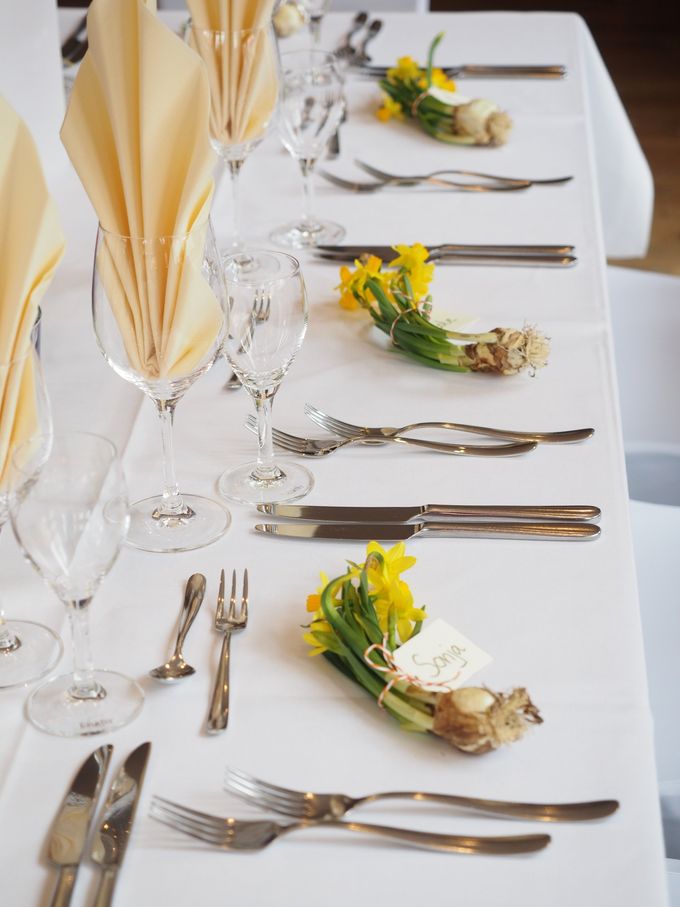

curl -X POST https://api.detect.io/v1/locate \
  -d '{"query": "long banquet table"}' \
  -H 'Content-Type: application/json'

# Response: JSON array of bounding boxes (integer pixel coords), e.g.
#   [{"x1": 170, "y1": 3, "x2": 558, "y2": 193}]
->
[{"x1": 0, "y1": 10, "x2": 669, "y2": 906}]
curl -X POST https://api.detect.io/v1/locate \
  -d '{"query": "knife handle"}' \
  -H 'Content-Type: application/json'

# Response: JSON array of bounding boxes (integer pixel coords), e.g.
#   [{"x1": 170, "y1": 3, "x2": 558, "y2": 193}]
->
[
  {"x1": 419, "y1": 521, "x2": 600, "y2": 540},
  {"x1": 425, "y1": 504, "x2": 601, "y2": 522},
  {"x1": 50, "y1": 866, "x2": 77, "y2": 907},
  {"x1": 456, "y1": 65, "x2": 566, "y2": 79},
  {"x1": 432, "y1": 253, "x2": 577, "y2": 268},
  {"x1": 92, "y1": 867, "x2": 117, "y2": 907},
  {"x1": 207, "y1": 631, "x2": 232, "y2": 734}
]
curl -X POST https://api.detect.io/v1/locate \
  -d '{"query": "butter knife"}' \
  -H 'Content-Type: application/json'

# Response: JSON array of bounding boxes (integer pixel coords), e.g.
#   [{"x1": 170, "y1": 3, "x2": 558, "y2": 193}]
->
[
  {"x1": 257, "y1": 503, "x2": 601, "y2": 523},
  {"x1": 255, "y1": 521, "x2": 600, "y2": 541},
  {"x1": 47, "y1": 745, "x2": 112, "y2": 907},
  {"x1": 91, "y1": 742, "x2": 151, "y2": 907}
]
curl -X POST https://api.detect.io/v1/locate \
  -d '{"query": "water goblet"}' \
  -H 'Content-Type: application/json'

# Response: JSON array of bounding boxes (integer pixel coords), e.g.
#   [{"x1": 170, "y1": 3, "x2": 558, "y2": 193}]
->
[
  {"x1": 189, "y1": 24, "x2": 280, "y2": 253},
  {"x1": 300, "y1": 0, "x2": 332, "y2": 46},
  {"x1": 0, "y1": 314, "x2": 62, "y2": 689},
  {"x1": 10, "y1": 432, "x2": 143, "y2": 737},
  {"x1": 218, "y1": 250, "x2": 313, "y2": 504},
  {"x1": 92, "y1": 218, "x2": 230, "y2": 553},
  {"x1": 270, "y1": 50, "x2": 346, "y2": 249}
]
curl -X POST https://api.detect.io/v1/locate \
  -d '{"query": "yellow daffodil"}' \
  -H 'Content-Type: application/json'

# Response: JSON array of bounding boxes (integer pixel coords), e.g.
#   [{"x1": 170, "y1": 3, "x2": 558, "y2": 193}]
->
[
  {"x1": 387, "y1": 55, "x2": 420, "y2": 83},
  {"x1": 336, "y1": 255, "x2": 384, "y2": 309},
  {"x1": 388, "y1": 244, "x2": 435, "y2": 299},
  {"x1": 364, "y1": 541, "x2": 426, "y2": 643},
  {"x1": 431, "y1": 68, "x2": 456, "y2": 92},
  {"x1": 376, "y1": 95, "x2": 404, "y2": 123}
]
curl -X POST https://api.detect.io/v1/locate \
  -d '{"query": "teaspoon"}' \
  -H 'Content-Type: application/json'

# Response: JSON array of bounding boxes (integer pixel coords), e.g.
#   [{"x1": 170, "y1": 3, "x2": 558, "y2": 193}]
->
[{"x1": 150, "y1": 573, "x2": 207, "y2": 682}]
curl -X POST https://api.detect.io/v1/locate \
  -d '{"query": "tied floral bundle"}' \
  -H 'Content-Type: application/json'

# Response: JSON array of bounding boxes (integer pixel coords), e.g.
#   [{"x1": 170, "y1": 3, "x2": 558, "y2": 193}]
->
[
  {"x1": 377, "y1": 34, "x2": 512, "y2": 146},
  {"x1": 337, "y1": 243, "x2": 550, "y2": 375},
  {"x1": 304, "y1": 542, "x2": 542, "y2": 754}
]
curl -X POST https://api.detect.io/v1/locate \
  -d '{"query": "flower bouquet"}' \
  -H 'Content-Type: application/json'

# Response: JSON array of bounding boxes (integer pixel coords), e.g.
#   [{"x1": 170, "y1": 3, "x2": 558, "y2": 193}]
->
[
  {"x1": 337, "y1": 244, "x2": 549, "y2": 375},
  {"x1": 377, "y1": 34, "x2": 512, "y2": 146},
  {"x1": 304, "y1": 542, "x2": 542, "y2": 754}
]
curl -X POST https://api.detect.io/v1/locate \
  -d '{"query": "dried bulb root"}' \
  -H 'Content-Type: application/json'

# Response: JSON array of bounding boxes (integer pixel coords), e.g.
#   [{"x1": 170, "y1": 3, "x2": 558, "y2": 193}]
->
[{"x1": 432, "y1": 686, "x2": 542, "y2": 754}]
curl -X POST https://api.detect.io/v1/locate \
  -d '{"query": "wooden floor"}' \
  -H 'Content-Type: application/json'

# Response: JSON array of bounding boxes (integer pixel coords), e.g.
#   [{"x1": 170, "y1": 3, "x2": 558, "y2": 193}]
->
[{"x1": 432, "y1": 1, "x2": 680, "y2": 275}]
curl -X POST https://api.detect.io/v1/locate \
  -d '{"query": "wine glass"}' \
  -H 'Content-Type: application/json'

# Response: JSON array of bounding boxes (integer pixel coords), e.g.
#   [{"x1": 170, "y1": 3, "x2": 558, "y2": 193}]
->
[
  {"x1": 0, "y1": 313, "x2": 62, "y2": 689},
  {"x1": 218, "y1": 250, "x2": 313, "y2": 504},
  {"x1": 270, "y1": 50, "x2": 346, "y2": 249},
  {"x1": 92, "y1": 218, "x2": 230, "y2": 553},
  {"x1": 10, "y1": 432, "x2": 143, "y2": 737},
  {"x1": 300, "y1": 0, "x2": 331, "y2": 46},
  {"x1": 189, "y1": 24, "x2": 280, "y2": 253}
]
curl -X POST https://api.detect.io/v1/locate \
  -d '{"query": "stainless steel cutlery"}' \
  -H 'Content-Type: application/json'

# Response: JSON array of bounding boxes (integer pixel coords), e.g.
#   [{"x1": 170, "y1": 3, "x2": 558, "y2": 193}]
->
[
  {"x1": 150, "y1": 795, "x2": 550, "y2": 854},
  {"x1": 352, "y1": 159, "x2": 573, "y2": 188},
  {"x1": 149, "y1": 574, "x2": 206, "y2": 682},
  {"x1": 255, "y1": 520, "x2": 600, "y2": 541},
  {"x1": 319, "y1": 170, "x2": 532, "y2": 193},
  {"x1": 304, "y1": 404, "x2": 595, "y2": 445},
  {"x1": 61, "y1": 15, "x2": 88, "y2": 65},
  {"x1": 47, "y1": 745, "x2": 112, "y2": 907},
  {"x1": 335, "y1": 11, "x2": 369, "y2": 60},
  {"x1": 91, "y1": 742, "x2": 151, "y2": 907},
  {"x1": 315, "y1": 243, "x2": 577, "y2": 267},
  {"x1": 224, "y1": 765, "x2": 619, "y2": 823},
  {"x1": 207, "y1": 569, "x2": 249, "y2": 734},
  {"x1": 359, "y1": 63, "x2": 567, "y2": 79},
  {"x1": 258, "y1": 503, "x2": 601, "y2": 523}
]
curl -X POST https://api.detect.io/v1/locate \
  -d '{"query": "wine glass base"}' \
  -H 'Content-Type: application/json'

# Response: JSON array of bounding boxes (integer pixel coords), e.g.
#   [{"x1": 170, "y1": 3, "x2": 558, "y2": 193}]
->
[
  {"x1": 27, "y1": 670, "x2": 144, "y2": 737},
  {"x1": 126, "y1": 494, "x2": 231, "y2": 553},
  {"x1": 269, "y1": 218, "x2": 345, "y2": 249},
  {"x1": 217, "y1": 460, "x2": 314, "y2": 505},
  {"x1": 0, "y1": 620, "x2": 63, "y2": 690}
]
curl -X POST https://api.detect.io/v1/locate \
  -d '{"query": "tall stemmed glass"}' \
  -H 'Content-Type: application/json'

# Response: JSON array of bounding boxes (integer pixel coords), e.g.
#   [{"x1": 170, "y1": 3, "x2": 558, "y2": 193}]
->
[
  {"x1": 92, "y1": 218, "x2": 230, "y2": 553},
  {"x1": 0, "y1": 314, "x2": 62, "y2": 689},
  {"x1": 270, "y1": 50, "x2": 346, "y2": 249},
  {"x1": 300, "y1": 0, "x2": 332, "y2": 46},
  {"x1": 10, "y1": 432, "x2": 143, "y2": 737},
  {"x1": 189, "y1": 24, "x2": 280, "y2": 253},
  {"x1": 218, "y1": 250, "x2": 313, "y2": 504}
]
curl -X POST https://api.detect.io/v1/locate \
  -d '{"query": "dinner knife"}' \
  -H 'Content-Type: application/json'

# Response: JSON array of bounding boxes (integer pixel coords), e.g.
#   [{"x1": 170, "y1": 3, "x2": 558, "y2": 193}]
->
[
  {"x1": 255, "y1": 521, "x2": 600, "y2": 541},
  {"x1": 314, "y1": 243, "x2": 576, "y2": 264},
  {"x1": 359, "y1": 64, "x2": 567, "y2": 79},
  {"x1": 47, "y1": 745, "x2": 113, "y2": 907},
  {"x1": 90, "y1": 742, "x2": 151, "y2": 907},
  {"x1": 316, "y1": 252, "x2": 577, "y2": 268},
  {"x1": 258, "y1": 503, "x2": 601, "y2": 523}
]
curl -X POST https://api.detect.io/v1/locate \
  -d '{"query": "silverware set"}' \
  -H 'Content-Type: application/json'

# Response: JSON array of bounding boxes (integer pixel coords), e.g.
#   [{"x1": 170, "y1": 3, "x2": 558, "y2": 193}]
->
[
  {"x1": 321, "y1": 159, "x2": 574, "y2": 193},
  {"x1": 46, "y1": 743, "x2": 150, "y2": 907},
  {"x1": 148, "y1": 764, "x2": 617, "y2": 854},
  {"x1": 316, "y1": 242, "x2": 577, "y2": 267}
]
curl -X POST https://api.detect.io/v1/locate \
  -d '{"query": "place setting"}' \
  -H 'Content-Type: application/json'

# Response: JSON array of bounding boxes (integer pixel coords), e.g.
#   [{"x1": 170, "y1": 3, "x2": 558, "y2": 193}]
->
[{"x1": 1, "y1": 0, "x2": 667, "y2": 903}]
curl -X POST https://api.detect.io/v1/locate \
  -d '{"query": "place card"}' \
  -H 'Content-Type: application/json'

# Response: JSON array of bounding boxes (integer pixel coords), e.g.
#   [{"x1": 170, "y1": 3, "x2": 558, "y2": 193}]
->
[{"x1": 391, "y1": 618, "x2": 492, "y2": 690}]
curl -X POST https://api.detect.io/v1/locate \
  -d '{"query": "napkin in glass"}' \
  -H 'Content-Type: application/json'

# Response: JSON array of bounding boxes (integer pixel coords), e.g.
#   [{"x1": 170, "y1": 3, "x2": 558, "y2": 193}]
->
[
  {"x1": 0, "y1": 97, "x2": 64, "y2": 490},
  {"x1": 187, "y1": 0, "x2": 279, "y2": 147},
  {"x1": 60, "y1": 0, "x2": 222, "y2": 380}
]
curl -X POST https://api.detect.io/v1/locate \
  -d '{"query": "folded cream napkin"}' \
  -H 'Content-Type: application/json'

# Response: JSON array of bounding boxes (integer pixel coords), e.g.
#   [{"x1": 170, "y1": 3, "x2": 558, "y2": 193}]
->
[
  {"x1": 0, "y1": 97, "x2": 64, "y2": 491},
  {"x1": 187, "y1": 0, "x2": 278, "y2": 148},
  {"x1": 61, "y1": 0, "x2": 222, "y2": 380}
]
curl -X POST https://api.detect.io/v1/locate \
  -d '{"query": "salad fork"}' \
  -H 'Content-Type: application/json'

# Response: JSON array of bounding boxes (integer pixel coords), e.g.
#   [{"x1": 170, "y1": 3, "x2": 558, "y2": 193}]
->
[
  {"x1": 150, "y1": 795, "x2": 550, "y2": 854},
  {"x1": 224, "y1": 766, "x2": 619, "y2": 823},
  {"x1": 355, "y1": 160, "x2": 573, "y2": 187},
  {"x1": 244, "y1": 417, "x2": 537, "y2": 457},
  {"x1": 207, "y1": 570, "x2": 248, "y2": 734},
  {"x1": 304, "y1": 404, "x2": 595, "y2": 445}
]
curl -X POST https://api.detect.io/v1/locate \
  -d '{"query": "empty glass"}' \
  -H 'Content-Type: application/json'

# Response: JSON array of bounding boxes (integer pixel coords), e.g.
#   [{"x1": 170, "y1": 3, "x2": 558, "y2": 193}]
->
[
  {"x1": 189, "y1": 24, "x2": 280, "y2": 253},
  {"x1": 10, "y1": 432, "x2": 143, "y2": 737},
  {"x1": 0, "y1": 315, "x2": 62, "y2": 689},
  {"x1": 92, "y1": 218, "x2": 230, "y2": 553},
  {"x1": 271, "y1": 50, "x2": 346, "y2": 248},
  {"x1": 218, "y1": 250, "x2": 313, "y2": 504},
  {"x1": 300, "y1": 0, "x2": 332, "y2": 46}
]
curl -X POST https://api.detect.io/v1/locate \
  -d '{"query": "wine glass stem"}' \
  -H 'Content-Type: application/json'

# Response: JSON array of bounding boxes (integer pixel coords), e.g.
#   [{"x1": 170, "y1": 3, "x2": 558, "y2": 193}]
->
[
  {"x1": 309, "y1": 15, "x2": 322, "y2": 45},
  {"x1": 67, "y1": 599, "x2": 102, "y2": 700},
  {"x1": 155, "y1": 398, "x2": 190, "y2": 518},
  {"x1": 228, "y1": 158, "x2": 244, "y2": 250},
  {"x1": 300, "y1": 159, "x2": 316, "y2": 227},
  {"x1": 253, "y1": 390, "x2": 284, "y2": 481},
  {"x1": 0, "y1": 530, "x2": 20, "y2": 652}
]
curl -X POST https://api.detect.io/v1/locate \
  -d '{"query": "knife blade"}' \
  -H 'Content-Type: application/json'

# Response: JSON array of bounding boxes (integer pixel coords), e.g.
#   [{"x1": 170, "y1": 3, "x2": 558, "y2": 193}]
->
[
  {"x1": 315, "y1": 243, "x2": 574, "y2": 259},
  {"x1": 47, "y1": 745, "x2": 113, "y2": 907},
  {"x1": 255, "y1": 521, "x2": 600, "y2": 541},
  {"x1": 316, "y1": 252, "x2": 577, "y2": 268},
  {"x1": 91, "y1": 742, "x2": 151, "y2": 907},
  {"x1": 257, "y1": 503, "x2": 601, "y2": 523},
  {"x1": 359, "y1": 64, "x2": 567, "y2": 79}
]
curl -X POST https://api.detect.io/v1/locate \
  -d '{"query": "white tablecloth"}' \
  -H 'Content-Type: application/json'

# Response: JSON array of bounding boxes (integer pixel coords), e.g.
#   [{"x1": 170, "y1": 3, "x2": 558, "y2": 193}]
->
[{"x1": 0, "y1": 11, "x2": 667, "y2": 906}]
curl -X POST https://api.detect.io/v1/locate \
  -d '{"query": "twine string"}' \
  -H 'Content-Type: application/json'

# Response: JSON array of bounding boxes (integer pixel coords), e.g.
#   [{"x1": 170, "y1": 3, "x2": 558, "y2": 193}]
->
[{"x1": 363, "y1": 635, "x2": 451, "y2": 707}]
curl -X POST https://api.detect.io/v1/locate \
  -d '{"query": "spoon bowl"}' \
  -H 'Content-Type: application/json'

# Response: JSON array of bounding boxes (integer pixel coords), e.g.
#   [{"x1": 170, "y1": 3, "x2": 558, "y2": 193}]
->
[{"x1": 149, "y1": 573, "x2": 206, "y2": 682}]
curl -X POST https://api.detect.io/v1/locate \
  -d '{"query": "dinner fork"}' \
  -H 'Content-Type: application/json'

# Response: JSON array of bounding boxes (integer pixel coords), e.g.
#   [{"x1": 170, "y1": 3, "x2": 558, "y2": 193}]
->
[
  {"x1": 150, "y1": 796, "x2": 551, "y2": 854},
  {"x1": 244, "y1": 417, "x2": 537, "y2": 457},
  {"x1": 355, "y1": 160, "x2": 574, "y2": 187},
  {"x1": 319, "y1": 170, "x2": 531, "y2": 193},
  {"x1": 207, "y1": 570, "x2": 248, "y2": 734},
  {"x1": 224, "y1": 292, "x2": 271, "y2": 390},
  {"x1": 304, "y1": 404, "x2": 595, "y2": 445},
  {"x1": 224, "y1": 766, "x2": 619, "y2": 823}
]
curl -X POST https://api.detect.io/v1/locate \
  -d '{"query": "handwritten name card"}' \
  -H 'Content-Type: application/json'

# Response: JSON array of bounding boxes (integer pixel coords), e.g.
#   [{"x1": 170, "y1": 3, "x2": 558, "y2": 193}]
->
[{"x1": 391, "y1": 618, "x2": 492, "y2": 691}]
